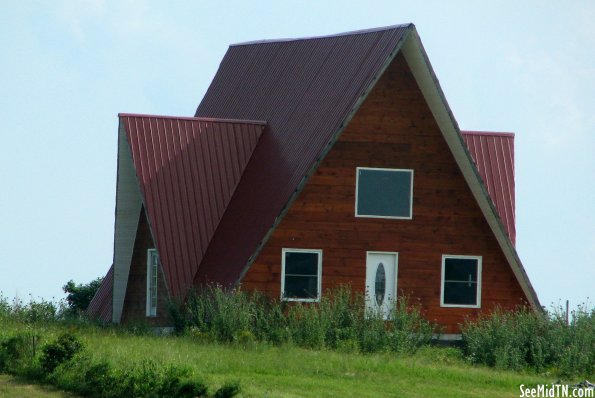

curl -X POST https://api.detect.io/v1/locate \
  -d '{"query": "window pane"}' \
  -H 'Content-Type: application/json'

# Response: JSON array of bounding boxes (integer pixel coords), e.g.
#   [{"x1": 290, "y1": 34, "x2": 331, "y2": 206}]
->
[
  {"x1": 444, "y1": 258, "x2": 478, "y2": 282},
  {"x1": 357, "y1": 169, "x2": 412, "y2": 218},
  {"x1": 285, "y1": 252, "x2": 318, "y2": 276},
  {"x1": 284, "y1": 275, "x2": 318, "y2": 299},
  {"x1": 443, "y1": 281, "x2": 477, "y2": 305},
  {"x1": 147, "y1": 250, "x2": 159, "y2": 317}
]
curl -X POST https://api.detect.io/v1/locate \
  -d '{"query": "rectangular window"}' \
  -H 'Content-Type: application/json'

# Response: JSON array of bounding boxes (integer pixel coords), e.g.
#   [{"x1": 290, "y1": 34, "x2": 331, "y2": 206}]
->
[
  {"x1": 355, "y1": 167, "x2": 413, "y2": 219},
  {"x1": 146, "y1": 249, "x2": 159, "y2": 317},
  {"x1": 441, "y1": 255, "x2": 482, "y2": 308},
  {"x1": 281, "y1": 249, "x2": 322, "y2": 302}
]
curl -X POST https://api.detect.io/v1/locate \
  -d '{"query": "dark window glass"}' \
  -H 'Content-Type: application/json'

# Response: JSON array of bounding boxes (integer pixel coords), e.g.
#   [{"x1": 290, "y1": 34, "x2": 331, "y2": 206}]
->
[
  {"x1": 375, "y1": 262, "x2": 386, "y2": 306},
  {"x1": 443, "y1": 282, "x2": 477, "y2": 305},
  {"x1": 443, "y1": 257, "x2": 479, "y2": 306},
  {"x1": 284, "y1": 276, "x2": 318, "y2": 299},
  {"x1": 444, "y1": 258, "x2": 478, "y2": 282},
  {"x1": 357, "y1": 168, "x2": 412, "y2": 218},
  {"x1": 283, "y1": 251, "x2": 319, "y2": 300},
  {"x1": 285, "y1": 252, "x2": 318, "y2": 275}
]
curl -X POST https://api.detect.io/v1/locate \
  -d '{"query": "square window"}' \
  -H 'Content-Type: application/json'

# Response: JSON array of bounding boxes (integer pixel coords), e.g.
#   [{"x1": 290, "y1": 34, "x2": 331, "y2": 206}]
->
[
  {"x1": 355, "y1": 167, "x2": 413, "y2": 219},
  {"x1": 281, "y1": 249, "x2": 322, "y2": 302},
  {"x1": 441, "y1": 255, "x2": 482, "y2": 308}
]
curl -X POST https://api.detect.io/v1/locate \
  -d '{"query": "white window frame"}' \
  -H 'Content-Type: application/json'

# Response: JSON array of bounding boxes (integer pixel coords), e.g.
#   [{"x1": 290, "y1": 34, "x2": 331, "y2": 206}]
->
[
  {"x1": 281, "y1": 248, "x2": 322, "y2": 302},
  {"x1": 440, "y1": 254, "x2": 482, "y2": 309},
  {"x1": 355, "y1": 167, "x2": 414, "y2": 220},
  {"x1": 146, "y1": 248, "x2": 158, "y2": 317}
]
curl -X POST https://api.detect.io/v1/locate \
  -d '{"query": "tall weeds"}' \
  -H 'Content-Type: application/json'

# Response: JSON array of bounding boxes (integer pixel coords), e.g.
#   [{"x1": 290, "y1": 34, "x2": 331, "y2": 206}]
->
[
  {"x1": 461, "y1": 305, "x2": 594, "y2": 377},
  {"x1": 172, "y1": 285, "x2": 435, "y2": 354}
]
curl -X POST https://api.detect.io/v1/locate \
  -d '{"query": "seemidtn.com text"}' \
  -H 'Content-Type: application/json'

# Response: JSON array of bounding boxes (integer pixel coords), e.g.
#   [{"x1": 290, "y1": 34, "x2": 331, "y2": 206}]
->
[{"x1": 519, "y1": 384, "x2": 594, "y2": 398}]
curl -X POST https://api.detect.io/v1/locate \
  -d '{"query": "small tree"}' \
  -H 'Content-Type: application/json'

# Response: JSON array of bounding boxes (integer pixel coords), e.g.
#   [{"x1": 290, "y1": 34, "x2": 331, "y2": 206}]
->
[{"x1": 62, "y1": 277, "x2": 103, "y2": 314}]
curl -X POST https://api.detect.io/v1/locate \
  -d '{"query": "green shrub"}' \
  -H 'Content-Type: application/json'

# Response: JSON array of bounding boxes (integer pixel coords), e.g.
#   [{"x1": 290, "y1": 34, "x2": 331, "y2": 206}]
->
[
  {"x1": 116, "y1": 360, "x2": 174, "y2": 397},
  {"x1": 175, "y1": 379, "x2": 209, "y2": 398},
  {"x1": 177, "y1": 286, "x2": 256, "y2": 343},
  {"x1": 287, "y1": 303, "x2": 328, "y2": 348},
  {"x1": 462, "y1": 305, "x2": 595, "y2": 377},
  {"x1": 40, "y1": 332, "x2": 84, "y2": 374},
  {"x1": 174, "y1": 284, "x2": 436, "y2": 354},
  {"x1": 0, "y1": 333, "x2": 38, "y2": 373},
  {"x1": 51, "y1": 355, "x2": 211, "y2": 398},
  {"x1": 386, "y1": 296, "x2": 434, "y2": 353},
  {"x1": 49, "y1": 355, "x2": 114, "y2": 396},
  {"x1": 214, "y1": 381, "x2": 241, "y2": 398},
  {"x1": 0, "y1": 294, "x2": 11, "y2": 320},
  {"x1": 233, "y1": 329, "x2": 257, "y2": 347}
]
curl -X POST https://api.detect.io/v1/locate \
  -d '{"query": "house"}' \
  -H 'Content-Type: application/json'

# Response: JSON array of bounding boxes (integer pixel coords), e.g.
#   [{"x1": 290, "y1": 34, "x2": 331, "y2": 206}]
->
[{"x1": 88, "y1": 24, "x2": 540, "y2": 335}]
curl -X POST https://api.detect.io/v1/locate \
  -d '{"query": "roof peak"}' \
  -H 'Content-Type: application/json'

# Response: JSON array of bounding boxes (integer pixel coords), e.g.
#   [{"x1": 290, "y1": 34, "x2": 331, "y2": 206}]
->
[{"x1": 231, "y1": 23, "x2": 414, "y2": 47}]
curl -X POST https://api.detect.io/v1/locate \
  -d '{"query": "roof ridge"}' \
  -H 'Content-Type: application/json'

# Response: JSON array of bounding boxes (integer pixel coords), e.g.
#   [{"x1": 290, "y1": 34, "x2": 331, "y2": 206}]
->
[
  {"x1": 118, "y1": 113, "x2": 267, "y2": 126},
  {"x1": 231, "y1": 23, "x2": 414, "y2": 47}
]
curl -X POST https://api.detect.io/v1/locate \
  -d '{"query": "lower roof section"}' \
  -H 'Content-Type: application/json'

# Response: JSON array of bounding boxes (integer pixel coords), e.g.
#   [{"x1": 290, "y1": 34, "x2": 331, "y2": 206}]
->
[
  {"x1": 461, "y1": 131, "x2": 516, "y2": 245},
  {"x1": 86, "y1": 264, "x2": 113, "y2": 323},
  {"x1": 119, "y1": 114, "x2": 266, "y2": 297}
]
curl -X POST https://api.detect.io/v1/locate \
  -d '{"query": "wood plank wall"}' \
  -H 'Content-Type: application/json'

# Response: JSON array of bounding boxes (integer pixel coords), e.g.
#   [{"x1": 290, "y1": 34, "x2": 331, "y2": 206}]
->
[
  {"x1": 241, "y1": 53, "x2": 527, "y2": 333},
  {"x1": 121, "y1": 208, "x2": 171, "y2": 326}
]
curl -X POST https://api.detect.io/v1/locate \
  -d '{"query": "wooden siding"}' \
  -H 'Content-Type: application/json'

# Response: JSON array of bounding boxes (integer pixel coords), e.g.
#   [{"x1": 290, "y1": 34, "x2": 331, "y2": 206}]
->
[
  {"x1": 241, "y1": 53, "x2": 527, "y2": 333},
  {"x1": 121, "y1": 208, "x2": 171, "y2": 326}
]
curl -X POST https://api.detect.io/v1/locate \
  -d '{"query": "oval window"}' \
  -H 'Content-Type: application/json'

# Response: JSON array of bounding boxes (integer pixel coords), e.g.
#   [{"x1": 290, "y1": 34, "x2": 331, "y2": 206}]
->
[{"x1": 375, "y1": 262, "x2": 386, "y2": 306}]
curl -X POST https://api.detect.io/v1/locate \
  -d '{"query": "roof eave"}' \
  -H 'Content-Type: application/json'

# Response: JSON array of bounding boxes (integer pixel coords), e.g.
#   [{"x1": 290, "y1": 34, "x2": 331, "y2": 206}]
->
[
  {"x1": 401, "y1": 29, "x2": 541, "y2": 310},
  {"x1": 118, "y1": 113, "x2": 267, "y2": 126}
]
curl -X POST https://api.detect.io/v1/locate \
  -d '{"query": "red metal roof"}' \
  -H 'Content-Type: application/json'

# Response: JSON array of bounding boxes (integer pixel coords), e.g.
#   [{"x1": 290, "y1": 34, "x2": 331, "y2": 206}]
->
[
  {"x1": 87, "y1": 264, "x2": 113, "y2": 322},
  {"x1": 194, "y1": 24, "x2": 412, "y2": 285},
  {"x1": 461, "y1": 131, "x2": 516, "y2": 244},
  {"x1": 120, "y1": 114, "x2": 266, "y2": 296}
]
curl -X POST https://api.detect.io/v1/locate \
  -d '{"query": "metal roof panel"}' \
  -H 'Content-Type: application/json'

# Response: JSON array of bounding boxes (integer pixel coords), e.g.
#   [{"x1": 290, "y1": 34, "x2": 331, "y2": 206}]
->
[
  {"x1": 461, "y1": 131, "x2": 516, "y2": 244},
  {"x1": 87, "y1": 264, "x2": 113, "y2": 322},
  {"x1": 120, "y1": 114, "x2": 265, "y2": 296},
  {"x1": 194, "y1": 25, "x2": 411, "y2": 285}
]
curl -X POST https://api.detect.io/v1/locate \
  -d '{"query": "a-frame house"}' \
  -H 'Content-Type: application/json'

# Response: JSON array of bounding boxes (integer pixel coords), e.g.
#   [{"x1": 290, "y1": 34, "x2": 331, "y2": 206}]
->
[{"x1": 88, "y1": 24, "x2": 539, "y2": 334}]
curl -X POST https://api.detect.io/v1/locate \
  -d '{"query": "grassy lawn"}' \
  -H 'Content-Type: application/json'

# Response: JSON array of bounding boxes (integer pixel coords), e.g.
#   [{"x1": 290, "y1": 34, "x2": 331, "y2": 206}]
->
[
  {"x1": 76, "y1": 328, "x2": 548, "y2": 398},
  {"x1": 0, "y1": 374, "x2": 75, "y2": 398},
  {"x1": 0, "y1": 323, "x2": 561, "y2": 397}
]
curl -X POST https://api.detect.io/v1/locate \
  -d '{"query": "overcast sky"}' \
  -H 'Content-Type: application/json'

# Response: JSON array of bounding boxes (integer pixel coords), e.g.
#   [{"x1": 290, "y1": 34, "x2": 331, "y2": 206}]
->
[{"x1": 1, "y1": 1, "x2": 593, "y2": 311}]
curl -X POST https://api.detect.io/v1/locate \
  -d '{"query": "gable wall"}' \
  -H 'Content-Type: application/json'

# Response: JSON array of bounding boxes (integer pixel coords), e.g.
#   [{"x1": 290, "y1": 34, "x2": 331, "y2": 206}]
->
[
  {"x1": 121, "y1": 208, "x2": 171, "y2": 325},
  {"x1": 240, "y1": 53, "x2": 527, "y2": 333}
]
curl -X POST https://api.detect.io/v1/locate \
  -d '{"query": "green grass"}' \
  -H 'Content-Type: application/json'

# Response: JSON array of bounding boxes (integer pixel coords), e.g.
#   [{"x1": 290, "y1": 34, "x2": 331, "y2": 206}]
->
[
  {"x1": 0, "y1": 374, "x2": 75, "y2": 397},
  {"x1": 96, "y1": 339, "x2": 548, "y2": 397},
  {"x1": 1, "y1": 322, "x2": 552, "y2": 398}
]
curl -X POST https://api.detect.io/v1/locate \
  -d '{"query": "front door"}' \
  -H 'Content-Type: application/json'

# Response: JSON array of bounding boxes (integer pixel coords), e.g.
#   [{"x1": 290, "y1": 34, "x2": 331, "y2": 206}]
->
[{"x1": 365, "y1": 252, "x2": 398, "y2": 319}]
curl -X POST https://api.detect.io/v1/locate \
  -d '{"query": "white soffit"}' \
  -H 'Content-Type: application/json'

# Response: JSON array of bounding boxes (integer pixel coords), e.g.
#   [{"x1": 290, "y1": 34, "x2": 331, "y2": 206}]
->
[{"x1": 112, "y1": 122, "x2": 143, "y2": 323}]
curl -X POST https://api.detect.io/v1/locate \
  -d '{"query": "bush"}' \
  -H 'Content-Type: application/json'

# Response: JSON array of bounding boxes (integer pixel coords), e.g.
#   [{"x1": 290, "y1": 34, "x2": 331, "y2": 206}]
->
[
  {"x1": 0, "y1": 295, "x2": 64, "y2": 324},
  {"x1": 40, "y1": 332, "x2": 84, "y2": 374},
  {"x1": 214, "y1": 381, "x2": 241, "y2": 398},
  {"x1": 461, "y1": 305, "x2": 595, "y2": 377},
  {"x1": 174, "y1": 284, "x2": 436, "y2": 354},
  {"x1": 51, "y1": 355, "x2": 211, "y2": 398},
  {"x1": 0, "y1": 327, "x2": 237, "y2": 397},
  {"x1": 176, "y1": 286, "x2": 254, "y2": 342},
  {"x1": 0, "y1": 332, "x2": 39, "y2": 374}
]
